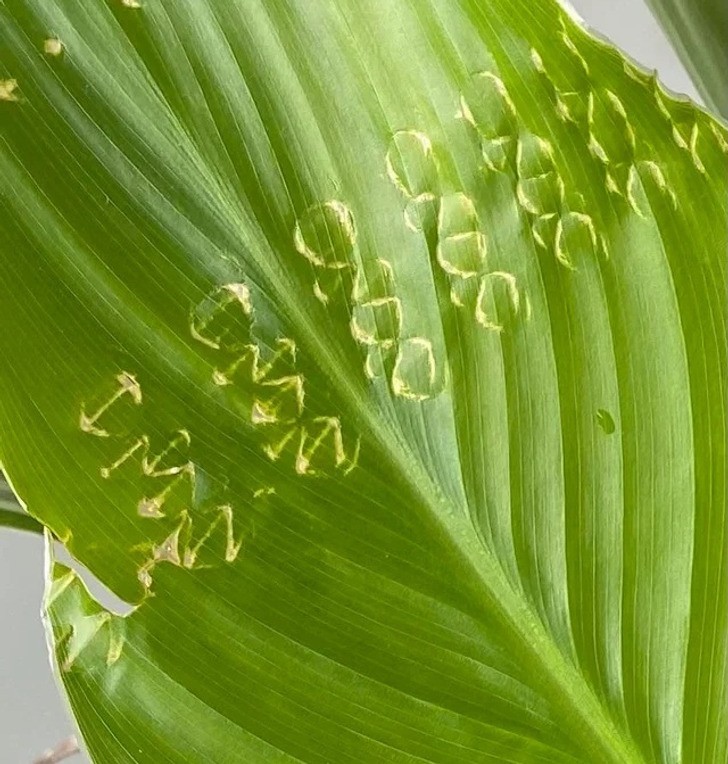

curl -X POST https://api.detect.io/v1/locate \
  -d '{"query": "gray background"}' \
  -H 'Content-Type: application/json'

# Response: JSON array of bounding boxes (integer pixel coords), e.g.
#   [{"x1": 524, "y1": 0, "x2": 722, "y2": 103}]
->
[{"x1": 0, "y1": 2, "x2": 698, "y2": 762}]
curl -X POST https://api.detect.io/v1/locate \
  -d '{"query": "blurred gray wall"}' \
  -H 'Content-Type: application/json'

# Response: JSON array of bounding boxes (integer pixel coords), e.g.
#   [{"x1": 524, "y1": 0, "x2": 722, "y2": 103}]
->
[{"x1": 0, "y1": 1, "x2": 697, "y2": 762}]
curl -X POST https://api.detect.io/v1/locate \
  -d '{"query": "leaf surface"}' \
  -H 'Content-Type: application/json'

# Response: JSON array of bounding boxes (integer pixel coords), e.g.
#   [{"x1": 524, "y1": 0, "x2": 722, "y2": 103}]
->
[{"x1": 0, "y1": 1, "x2": 726, "y2": 762}]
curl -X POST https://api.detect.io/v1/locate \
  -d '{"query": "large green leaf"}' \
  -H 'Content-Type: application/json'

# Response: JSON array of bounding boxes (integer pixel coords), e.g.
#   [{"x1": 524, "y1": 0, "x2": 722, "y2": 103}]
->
[{"x1": 1, "y1": 1, "x2": 726, "y2": 761}]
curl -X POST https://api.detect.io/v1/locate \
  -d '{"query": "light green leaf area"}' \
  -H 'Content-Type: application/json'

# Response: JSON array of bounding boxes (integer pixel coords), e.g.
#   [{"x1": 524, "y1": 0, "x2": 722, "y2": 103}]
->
[{"x1": 0, "y1": 1, "x2": 726, "y2": 762}]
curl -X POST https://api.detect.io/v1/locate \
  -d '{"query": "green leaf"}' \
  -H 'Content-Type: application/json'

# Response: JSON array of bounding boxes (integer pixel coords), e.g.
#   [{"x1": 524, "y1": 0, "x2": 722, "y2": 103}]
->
[
  {"x1": 643, "y1": 0, "x2": 728, "y2": 118},
  {"x1": 1, "y1": 1, "x2": 726, "y2": 762}
]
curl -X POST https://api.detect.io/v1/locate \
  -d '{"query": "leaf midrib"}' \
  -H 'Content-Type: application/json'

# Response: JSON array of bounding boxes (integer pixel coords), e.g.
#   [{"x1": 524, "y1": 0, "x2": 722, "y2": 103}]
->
[{"x1": 213, "y1": 200, "x2": 642, "y2": 762}]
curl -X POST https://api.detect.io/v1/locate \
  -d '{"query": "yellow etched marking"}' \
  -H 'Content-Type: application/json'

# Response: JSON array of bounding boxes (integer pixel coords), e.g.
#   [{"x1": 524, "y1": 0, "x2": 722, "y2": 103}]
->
[
  {"x1": 352, "y1": 259, "x2": 395, "y2": 303},
  {"x1": 363, "y1": 346, "x2": 387, "y2": 380},
  {"x1": 190, "y1": 283, "x2": 252, "y2": 350},
  {"x1": 516, "y1": 134, "x2": 565, "y2": 216},
  {"x1": 341, "y1": 436, "x2": 361, "y2": 475},
  {"x1": 588, "y1": 90, "x2": 636, "y2": 174},
  {"x1": 437, "y1": 193, "x2": 486, "y2": 278},
  {"x1": 605, "y1": 90, "x2": 627, "y2": 119},
  {"x1": 688, "y1": 123, "x2": 706, "y2": 173},
  {"x1": 191, "y1": 281, "x2": 360, "y2": 477},
  {"x1": 351, "y1": 297, "x2": 403, "y2": 346},
  {"x1": 475, "y1": 272, "x2": 522, "y2": 330},
  {"x1": 530, "y1": 48, "x2": 546, "y2": 74},
  {"x1": 253, "y1": 339, "x2": 296, "y2": 381},
  {"x1": 142, "y1": 431, "x2": 191, "y2": 476},
  {"x1": 588, "y1": 134, "x2": 609, "y2": 164},
  {"x1": 599, "y1": 234, "x2": 611, "y2": 261},
  {"x1": 214, "y1": 338, "x2": 296, "y2": 387},
  {"x1": 671, "y1": 125, "x2": 689, "y2": 150},
  {"x1": 459, "y1": 72, "x2": 518, "y2": 172},
  {"x1": 184, "y1": 505, "x2": 242, "y2": 567},
  {"x1": 638, "y1": 161, "x2": 677, "y2": 207},
  {"x1": 80, "y1": 372, "x2": 142, "y2": 436},
  {"x1": 251, "y1": 401, "x2": 276, "y2": 424},
  {"x1": 138, "y1": 463, "x2": 194, "y2": 519},
  {"x1": 0, "y1": 79, "x2": 18, "y2": 102},
  {"x1": 294, "y1": 201, "x2": 356, "y2": 269},
  {"x1": 295, "y1": 417, "x2": 359, "y2": 476},
  {"x1": 391, "y1": 338, "x2": 438, "y2": 401},
  {"x1": 625, "y1": 165, "x2": 648, "y2": 217},
  {"x1": 561, "y1": 32, "x2": 589, "y2": 76},
  {"x1": 459, "y1": 72, "x2": 517, "y2": 138},
  {"x1": 517, "y1": 175, "x2": 565, "y2": 216},
  {"x1": 386, "y1": 130, "x2": 439, "y2": 199},
  {"x1": 220, "y1": 505, "x2": 243, "y2": 562},
  {"x1": 709, "y1": 123, "x2": 728, "y2": 154},
  {"x1": 253, "y1": 374, "x2": 305, "y2": 424},
  {"x1": 153, "y1": 526, "x2": 184, "y2": 565},
  {"x1": 223, "y1": 283, "x2": 252, "y2": 312},
  {"x1": 404, "y1": 194, "x2": 439, "y2": 231},
  {"x1": 313, "y1": 281, "x2": 329, "y2": 304},
  {"x1": 138, "y1": 565, "x2": 152, "y2": 588},
  {"x1": 437, "y1": 232, "x2": 486, "y2": 278},
  {"x1": 531, "y1": 213, "x2": 558, "y2": 251},
  {"x1": 138, "y1": 515, "x2": 189, "y2": 586},
  {"x1": 555, "y1": 212, "x2": 597, "y2": 269},
  {"x1": 647, "y1": 88, "x2": 690, "y2": 151},
  {"x1": 106, "y1": 632, "x2": 125, "y2": 667},
  {"x1": 562, "y1": 90, "x2": 592, "y2": 127},
  {"x1": 100, "y1": 430, "x2": 194, "y2": 518},
  {"x1": 554, "y1": 96, "x2": 571, "y2": 124},
  {"x1": 517, "y1": 133, "x2": 556, "y2": 177},
  {"x1": 44, "y1": 38, "x2": 64, "y2": 56},
  {"x1": 100, "y1": 438, "x2": 145, "y2": 478},
  {"x1": 481, "y1": 135, "x2": 516, "y2": 173},
  {"x1": 263, "y1": 427, "x2": 299, "y2": 462}
]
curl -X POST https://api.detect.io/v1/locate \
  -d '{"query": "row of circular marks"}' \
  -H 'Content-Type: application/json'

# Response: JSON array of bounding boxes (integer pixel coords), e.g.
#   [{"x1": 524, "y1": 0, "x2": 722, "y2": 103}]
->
[
  {"x1": 294, "y1": 202, "x2": 442, "y2": 402},
  {"x1": 458, "y1": 70, "x2": 609, "y2": 268},
  {"x1": 386, "y1": 126, "x2": 530, "y2": 322}
]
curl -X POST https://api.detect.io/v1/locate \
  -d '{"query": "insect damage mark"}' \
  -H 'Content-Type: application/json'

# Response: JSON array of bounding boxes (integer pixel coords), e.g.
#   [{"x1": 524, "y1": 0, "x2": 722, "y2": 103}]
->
[
  {"x1": 79, "y1": 372, "x2": 142, "y2": 437},
  {"x1": 0, "y1": 79, "x2": 19, "y2": 102},
  {"x1": 79, "y1": 374, "x2": 243, "y2": 587},
  {"x1": 386, "y1": 118, "x2": 529, "y2": 334},
  {"x1": 459, "y1": 71, "x2": 519, "y2": 173},
  {"x1": 192, "y1": 282, "x2": 361, "y2": 475},
  {"x1": 43, "y1": 38, "x2": 64, "y2": 56}
]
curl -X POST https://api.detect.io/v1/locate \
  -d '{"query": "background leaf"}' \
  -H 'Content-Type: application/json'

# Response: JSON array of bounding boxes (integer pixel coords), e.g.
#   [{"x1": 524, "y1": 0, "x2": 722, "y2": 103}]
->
[
  {"x1": 643, "y1": 0, "x2": 728, "y2": 118},
  {"x1": 0, "y1": 472, "x2": 43, "y2": 533},
  {"x1": 0, "y1": 0, "x2": 726, "y2": 762}
]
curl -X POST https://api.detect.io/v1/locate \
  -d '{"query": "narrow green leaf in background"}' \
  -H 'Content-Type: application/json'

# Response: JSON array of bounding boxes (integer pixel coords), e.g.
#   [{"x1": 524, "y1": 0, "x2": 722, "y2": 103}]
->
[
  {"x1": 643, "y1": 0, "x2": 728, "y2": 118},
  {"x1": 0, "y1": 472, "x2": 43, "y2": 533},
  {"x1": 0, "y1": 0, "x2": 726, "y2": 762}
]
